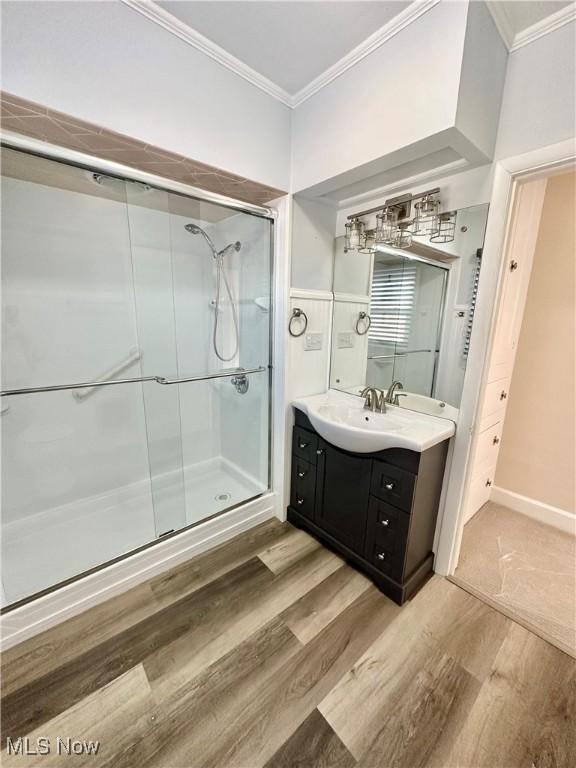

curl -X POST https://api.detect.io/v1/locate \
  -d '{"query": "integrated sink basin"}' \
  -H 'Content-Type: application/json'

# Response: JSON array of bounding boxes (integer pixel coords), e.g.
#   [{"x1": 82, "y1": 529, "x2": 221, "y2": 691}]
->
[{"x1": 293, "y1": 389, "x2": 455, "y2": 453}]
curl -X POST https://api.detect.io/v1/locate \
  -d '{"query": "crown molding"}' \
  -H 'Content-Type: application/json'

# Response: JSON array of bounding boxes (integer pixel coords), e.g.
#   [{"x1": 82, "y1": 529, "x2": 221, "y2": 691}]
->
[
  {"x1": 486, "y1": 0, "x2": 576, "y2": 52},
  {"x1": 510, "y1": 3, "x2": 576, "y2": 52},
  {"x1": 121, "y1": 0, "x2": 439, "y2": 109},
  {"x1": 485, "y1": 1, "x2": 515, "y2": 49},
  {"x1": 120, "y1": 0, "x2": 294, "y2": 106},
  {"x1": 121, "y1": 0, "x2": 574, "y2": 110},
  {"x1": 290, "y1": 0, "x2": 440, "y2": 107}
]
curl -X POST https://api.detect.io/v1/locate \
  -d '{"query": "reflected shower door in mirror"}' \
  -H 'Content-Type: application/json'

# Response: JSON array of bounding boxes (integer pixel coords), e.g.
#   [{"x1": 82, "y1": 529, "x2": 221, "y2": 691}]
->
[{"x1": 330, "y1": 204, "x2": 489, "y2": 420}]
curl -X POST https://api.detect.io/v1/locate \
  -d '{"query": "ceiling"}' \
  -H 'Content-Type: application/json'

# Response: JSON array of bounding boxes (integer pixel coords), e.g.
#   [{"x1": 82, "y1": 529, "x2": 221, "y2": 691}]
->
[
  {"x1": 495, "y1": 1, "x2": 572, "y2": 34},
  {"x1": 140, "y1": 0, "x2": 575, "y2": 105},
  {"x1": 157, "y1": 1, "x2": 411, "y2": 94}
]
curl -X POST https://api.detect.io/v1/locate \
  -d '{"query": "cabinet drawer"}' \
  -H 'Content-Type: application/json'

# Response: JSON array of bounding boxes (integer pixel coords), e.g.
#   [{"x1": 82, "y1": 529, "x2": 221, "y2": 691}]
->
[
  {"x1": 371, "y1": 461, "x2": 415, "y2": 513},
  {"x1": 367, "y1": 497, "x2": 409, "y2": 558},
  {"x1": 293, "y1": 426, "x2": 318, "y2": 465},
  {"x1": 366, "y1": 536, "x2": 403, "y2": 580},
  {"x1": 481, "y1": 377, "x2": 509, "y2": 421},
  {"x1": 464, "y1": 458, "x2": 497, "y2": 524},
  {"x1": 290, "y1": 457, "x2": 316, "y2": 520},
  {"x1": 473, "y1": 421, "x2": 504, "y2": 467}
]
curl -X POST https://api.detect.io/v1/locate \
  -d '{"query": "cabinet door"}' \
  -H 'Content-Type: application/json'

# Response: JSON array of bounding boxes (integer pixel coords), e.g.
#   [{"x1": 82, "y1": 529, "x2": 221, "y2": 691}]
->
[{"x1": 315, "y1": 440, "x2": 371, "y2": 554}]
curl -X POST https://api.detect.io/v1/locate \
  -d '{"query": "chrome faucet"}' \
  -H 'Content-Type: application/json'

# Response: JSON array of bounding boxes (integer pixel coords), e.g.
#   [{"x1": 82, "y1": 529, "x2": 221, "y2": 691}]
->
[
  {"x1": 385, "y1": 380, "x2": 405, "y2": 406},
  {"x1": 360, "y1": 386, "x2": 386, "y2": 413}
]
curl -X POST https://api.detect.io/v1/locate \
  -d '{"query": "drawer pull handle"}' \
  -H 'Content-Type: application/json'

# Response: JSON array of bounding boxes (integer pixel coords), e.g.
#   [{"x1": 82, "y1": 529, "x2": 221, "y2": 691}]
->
[
  {"x1": 377, "y1": 552, "x2": 386, "y2": 561},
  {"x1": 299, "y1": 442, "x2": 308, "y2": 449},
  {"x1": 492, "y1": 436, "x2": 500, "y2": 445},
  {"x1": 500, "y1": 391, "x2": 507, "y2": 400},
  {"x1": 381, "y1": 519, "x2": 390, "y2": 527},
  {"x1": 316, "y1": 449, "x2": 324, "y2": 456},
  {"x1": 296, "y1": 496, "x2": 305, "y2": 505},
  {"x1": 297, "y1": 470, "x2": 306, "y2": 478},
  {"x1": 485, "y1": 479, "x2": 492, "y2": 487},
  {"x1": 385, "y1": 482, "x2": 395, "y2": 491}
]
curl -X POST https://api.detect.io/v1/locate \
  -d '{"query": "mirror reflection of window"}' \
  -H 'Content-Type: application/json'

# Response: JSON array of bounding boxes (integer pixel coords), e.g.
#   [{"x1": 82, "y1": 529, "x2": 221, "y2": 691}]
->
[{"x1": 330, "y1": 203, "x2": 489, "y2": 420}]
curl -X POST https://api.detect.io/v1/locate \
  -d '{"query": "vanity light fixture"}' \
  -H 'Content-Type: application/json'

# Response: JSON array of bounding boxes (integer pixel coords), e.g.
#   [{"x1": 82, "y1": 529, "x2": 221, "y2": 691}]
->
[
  {"x1": 345, "y1": 186, "x2": 457, "y2": 251},
  {"x1": 348, "y1": 217, "x2": 365, "y2": 249},
  {"x1": 412, "y1": 194, "x2": 440, "y2": 236},
  {"x1": 344, "y1": 220, "x2": 352, "y2": 251},
  {"x1": 375, "y1": 207, "x2": 397, "y2": 245},
  {"x1": 393, "y1": 221, "x2": 413, "y2": 249},
  {"x1": 359, "y1": 229, "x2": 376, "y2": 253},
  {"x1": 430, "y1": 211, "x2": 457, "y2": 243}
]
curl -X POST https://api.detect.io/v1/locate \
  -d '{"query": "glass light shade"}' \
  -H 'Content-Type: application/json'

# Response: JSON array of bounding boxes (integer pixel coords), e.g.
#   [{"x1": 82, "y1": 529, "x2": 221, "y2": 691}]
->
[
  {"x1": 393, "y1": 221, "x2": 413, "y2": 249},
  {"x1": 430, "y1": 211, "x2": 456, "y2": 243},
  {"x1": 413, "y1": 194, "x2": 440, "y2": 236},
  {"x1": 344, "y1": 221, "x2": 352, "y2": 252},
  {"x1": 348, "y1": 218, "x2": 364, "y2": 249},
  {"x1": 375, "y1": 207, "x2": 396, "y2": 244},
  {"x1": 359, "y1": 229, "x2": 376, "y2": 253}
]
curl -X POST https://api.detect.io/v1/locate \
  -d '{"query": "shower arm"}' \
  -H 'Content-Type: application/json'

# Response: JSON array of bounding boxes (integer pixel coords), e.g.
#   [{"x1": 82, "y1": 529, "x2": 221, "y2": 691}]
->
[{"x1": 0, "y1": 366, "x2": 267, "y2": 397}]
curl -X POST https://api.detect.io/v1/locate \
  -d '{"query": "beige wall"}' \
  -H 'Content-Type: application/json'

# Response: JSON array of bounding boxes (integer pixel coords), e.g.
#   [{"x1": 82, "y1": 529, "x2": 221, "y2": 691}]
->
[{"x1": 495, "y1": 171, "x2": 576, "y2": 513}]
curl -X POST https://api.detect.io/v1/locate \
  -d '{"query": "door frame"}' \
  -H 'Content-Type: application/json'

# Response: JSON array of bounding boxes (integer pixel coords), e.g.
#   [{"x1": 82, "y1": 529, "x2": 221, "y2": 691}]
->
[{"x1": 434, "y1": 137, "x2": 576, "y2": 576}]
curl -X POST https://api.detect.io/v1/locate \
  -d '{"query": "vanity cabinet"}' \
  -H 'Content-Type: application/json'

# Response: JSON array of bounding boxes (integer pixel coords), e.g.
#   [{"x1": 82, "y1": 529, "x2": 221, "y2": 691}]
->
[{"x1": 288, "y1": 410, "x2": 449, "y2": 605}]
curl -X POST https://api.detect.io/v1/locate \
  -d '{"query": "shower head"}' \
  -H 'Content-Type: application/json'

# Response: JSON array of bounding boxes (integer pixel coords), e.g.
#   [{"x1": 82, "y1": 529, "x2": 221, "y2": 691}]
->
[
  {"x1": 184, "y1": 222, "x2": 217, "y2": 257},
  {"x1": 218, "y1": 241, "x2": 242, "y2": 258},
  {"x1": 184, "y1": 223, "x2": 241, "y2": 258}
]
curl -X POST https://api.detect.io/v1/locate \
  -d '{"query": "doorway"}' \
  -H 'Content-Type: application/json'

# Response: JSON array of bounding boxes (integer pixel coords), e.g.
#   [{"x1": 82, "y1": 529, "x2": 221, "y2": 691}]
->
[{"x1": 452, "y1": 169, "x2": 575, "y2": 656}]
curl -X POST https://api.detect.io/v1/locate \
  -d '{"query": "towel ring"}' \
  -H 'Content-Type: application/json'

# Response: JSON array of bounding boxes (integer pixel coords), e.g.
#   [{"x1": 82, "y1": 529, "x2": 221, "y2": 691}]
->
[
  {"x1": 355, "y1": 311, "x2": 371, "y2": 336},
  {"x1": 289, "y1": 307, "x2": 308, "y2": 337}
]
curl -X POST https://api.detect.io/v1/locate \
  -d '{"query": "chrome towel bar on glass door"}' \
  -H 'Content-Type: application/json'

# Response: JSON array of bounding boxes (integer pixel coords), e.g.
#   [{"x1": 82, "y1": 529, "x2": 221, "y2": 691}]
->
[{"x1": 0, "y1": 366, "x2": 268, "y2": 397}]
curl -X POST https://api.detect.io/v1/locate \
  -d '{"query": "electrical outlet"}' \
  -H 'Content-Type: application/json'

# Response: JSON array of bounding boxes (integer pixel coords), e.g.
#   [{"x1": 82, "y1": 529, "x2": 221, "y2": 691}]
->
[
  {"x1": 337, "y1": 332, "x2": 354, "y2": 349},
  {"x1": 304, "y1": 332, "x2": 323, "y2": 351}
]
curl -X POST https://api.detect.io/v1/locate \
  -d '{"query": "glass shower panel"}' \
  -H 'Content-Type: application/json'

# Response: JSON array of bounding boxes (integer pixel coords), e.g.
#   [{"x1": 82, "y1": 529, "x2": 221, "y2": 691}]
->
[
  {"x1": 125, "y1": 184, "x2": 187, "y2": 537},
  {"x1": 0, "y1": 149, "x2": 159, "y2": 605},
  {"x1": 1, "y1": 147, "x2": 273, "y2": 607},
  {"x1": 168, "y1": 194, "x2": 272, "y2": 525}
]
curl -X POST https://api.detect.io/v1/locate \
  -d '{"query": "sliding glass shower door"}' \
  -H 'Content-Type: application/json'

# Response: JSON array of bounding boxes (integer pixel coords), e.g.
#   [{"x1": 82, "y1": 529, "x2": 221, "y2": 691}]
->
[{"x1": 0, "y1": 147, "x2": 272, "y2": 607}]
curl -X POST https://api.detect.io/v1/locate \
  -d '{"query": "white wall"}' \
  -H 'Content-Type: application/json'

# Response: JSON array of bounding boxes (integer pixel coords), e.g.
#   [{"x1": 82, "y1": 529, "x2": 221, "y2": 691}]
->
[
  {"x1": 291, "y1": 1, "x2": 468, "y2": 193},
  {"x1": 455, "y1": 0, "x2": 508, "y2": 160},
  {"x1": 291, "y1": 197, "x2": 337, "y2": 291},
  {"x1": 495, "y1": 21, "x2": 576, "y2": 159},
  {"x1": 0, "y1": 0, "x2": 291, "y2": 190}
]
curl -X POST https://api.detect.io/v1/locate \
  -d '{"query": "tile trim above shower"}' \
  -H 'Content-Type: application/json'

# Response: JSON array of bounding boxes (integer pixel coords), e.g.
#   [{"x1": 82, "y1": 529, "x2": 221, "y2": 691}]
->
[{"x1": 0, "y1": 92, "x2": 286, "y2": 206}]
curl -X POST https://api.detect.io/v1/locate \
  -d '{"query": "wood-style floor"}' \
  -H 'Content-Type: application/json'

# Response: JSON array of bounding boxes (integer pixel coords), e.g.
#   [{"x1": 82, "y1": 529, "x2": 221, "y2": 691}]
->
[
  {"x1": 452, "y1": 502, "x2": 576, "y2": 658},
  {"x1": 1, "y1": 518, "x2": 575, "y2": 767}
]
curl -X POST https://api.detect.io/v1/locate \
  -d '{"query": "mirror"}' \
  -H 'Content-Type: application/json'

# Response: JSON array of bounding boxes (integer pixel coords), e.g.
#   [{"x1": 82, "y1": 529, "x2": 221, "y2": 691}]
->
[{"x1": 330, "y1": 203, "x2": 489, "y2": 421}]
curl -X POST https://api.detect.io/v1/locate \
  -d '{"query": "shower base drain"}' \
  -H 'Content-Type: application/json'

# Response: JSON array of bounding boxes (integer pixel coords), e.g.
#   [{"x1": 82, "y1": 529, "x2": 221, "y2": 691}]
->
[{"x1": 215, "y1": 492, "x2": 232, "y2": 502}]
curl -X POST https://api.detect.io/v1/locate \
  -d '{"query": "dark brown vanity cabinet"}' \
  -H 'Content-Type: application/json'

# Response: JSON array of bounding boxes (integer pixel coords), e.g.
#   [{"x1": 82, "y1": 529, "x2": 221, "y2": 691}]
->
[{"x1": 288, "y1": 410, "x2": 449, "y2": 605}]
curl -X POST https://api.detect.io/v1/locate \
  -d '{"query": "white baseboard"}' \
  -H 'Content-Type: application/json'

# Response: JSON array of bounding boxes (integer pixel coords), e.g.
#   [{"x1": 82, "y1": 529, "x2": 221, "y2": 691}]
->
[
  {"x1": 491, "y1": 486, "x2": 576, "y2": 536},
  {"x1": 0, "y1": 494, "x2": 277, "y2": 650}
]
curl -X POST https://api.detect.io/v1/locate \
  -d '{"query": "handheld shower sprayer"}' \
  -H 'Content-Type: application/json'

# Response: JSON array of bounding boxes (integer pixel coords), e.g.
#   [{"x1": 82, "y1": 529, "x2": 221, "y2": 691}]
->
[{"x1": 184, "y1": 223, "x2": 241, "y2": 362}]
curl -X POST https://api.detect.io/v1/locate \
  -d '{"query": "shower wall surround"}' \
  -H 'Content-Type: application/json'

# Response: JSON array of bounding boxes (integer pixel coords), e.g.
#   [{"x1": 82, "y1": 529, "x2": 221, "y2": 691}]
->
[
  {"x1": 0, "y1": 92, "x2": 285, "y2": 206},
  {"x1": 1, "y1": 146, "x2": 273, "y2": 607}
]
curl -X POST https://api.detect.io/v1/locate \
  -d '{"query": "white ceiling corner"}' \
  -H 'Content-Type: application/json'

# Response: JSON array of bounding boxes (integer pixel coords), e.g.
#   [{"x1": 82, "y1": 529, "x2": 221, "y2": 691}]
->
[
  {"x1": 121, "y1": 0, "x2": 439, "y2": 107},
  {"x1": 122, "y1": 0, "x2": 576, "y2": 109},
  {"x1": 486, "y1": 1, "x2": 576, "y2": 52}
]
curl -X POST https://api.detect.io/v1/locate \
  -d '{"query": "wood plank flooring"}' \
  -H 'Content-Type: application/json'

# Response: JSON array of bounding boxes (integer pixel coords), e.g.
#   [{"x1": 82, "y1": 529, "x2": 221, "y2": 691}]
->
[{"x1": 2, "y1": 518, "x2": 574, "y2": 767}]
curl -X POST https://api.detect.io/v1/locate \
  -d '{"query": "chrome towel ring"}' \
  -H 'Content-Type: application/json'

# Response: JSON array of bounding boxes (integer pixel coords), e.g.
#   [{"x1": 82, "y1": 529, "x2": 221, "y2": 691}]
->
[
  {"x1": 355, "y1": 311, "x2": 371, "y2": 335},
  {"x1": 289, "y1": 307, "x2": 308, "y2": 337}
]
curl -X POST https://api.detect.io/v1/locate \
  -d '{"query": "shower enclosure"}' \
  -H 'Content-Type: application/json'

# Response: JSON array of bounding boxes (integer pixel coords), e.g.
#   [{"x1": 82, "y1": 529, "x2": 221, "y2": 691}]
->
[{"x1": 0, "y1": 146, "x2": 273, "y2": 608}]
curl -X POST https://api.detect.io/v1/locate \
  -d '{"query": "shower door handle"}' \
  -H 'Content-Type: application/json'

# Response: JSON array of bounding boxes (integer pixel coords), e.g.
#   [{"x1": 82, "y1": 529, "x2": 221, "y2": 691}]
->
[
  {"x1": 155, "y1": 366, "x2": 267, "y2": 386},
  {"x1": 0, "y1": 366, "x2": 268, "y2": 397}
]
